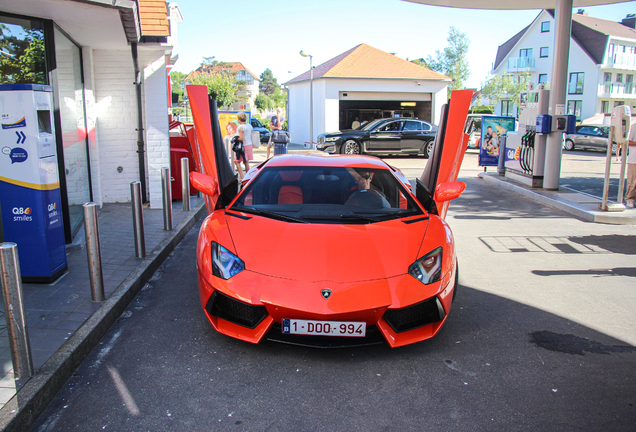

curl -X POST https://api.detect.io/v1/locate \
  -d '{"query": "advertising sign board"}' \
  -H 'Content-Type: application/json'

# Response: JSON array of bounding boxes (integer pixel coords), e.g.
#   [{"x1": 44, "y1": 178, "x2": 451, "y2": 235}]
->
[{"x1": 479, "y1": 116, "x2": 516, "y2": 167}]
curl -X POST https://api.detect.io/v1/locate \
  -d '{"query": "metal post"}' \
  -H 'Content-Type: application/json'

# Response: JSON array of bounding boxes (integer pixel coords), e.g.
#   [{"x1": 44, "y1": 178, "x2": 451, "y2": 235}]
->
[
  {"x1": 83, "y1": 203, "x2": 105, "y2": 302},
  {"x1": 162, "y1": 167, "x2": 173, "y2": 230},
  {"x1": 600, "y1": 126, "x2": 614, "y2": 211},
  {"x1": 309, "y1": 55, "x2": 313, "y2": 148},
  {"x1": 543, "y1": 0, "x2": 573, "y2": 190},
  {"x1": 0, "y1": 243, "x2": 34, "y2": 378},
  {"x1": 131, "y1": 181, "x2": 145, "y2": 258},
  {"x1": 617, "y1": 130, "x2": 630, "y2": 204},
  {"x1": 181, "y1": 157, "x2": 191, "y2": 212}
]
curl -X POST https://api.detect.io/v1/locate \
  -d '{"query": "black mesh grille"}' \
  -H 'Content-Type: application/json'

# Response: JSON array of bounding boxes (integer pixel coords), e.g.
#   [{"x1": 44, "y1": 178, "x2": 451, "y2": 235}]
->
[
  {"x1": 206, "y1": 291, "x2": 268, "y2": 329},
  {"x1": 383, "y1": 297, "x2": 445, "y2": 333}
]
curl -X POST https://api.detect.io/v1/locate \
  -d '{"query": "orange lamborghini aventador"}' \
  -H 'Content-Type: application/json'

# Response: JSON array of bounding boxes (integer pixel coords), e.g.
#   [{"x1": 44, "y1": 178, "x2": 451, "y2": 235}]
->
[{"x1": 186, "y1": 86, "x2": 473, "y2": 348}]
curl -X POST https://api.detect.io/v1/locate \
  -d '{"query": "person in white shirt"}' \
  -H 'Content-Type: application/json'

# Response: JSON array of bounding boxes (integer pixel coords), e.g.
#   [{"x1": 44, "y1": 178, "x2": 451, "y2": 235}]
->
[{"x1": 236, "y1": 112, "x2": 253, "y2": 180}]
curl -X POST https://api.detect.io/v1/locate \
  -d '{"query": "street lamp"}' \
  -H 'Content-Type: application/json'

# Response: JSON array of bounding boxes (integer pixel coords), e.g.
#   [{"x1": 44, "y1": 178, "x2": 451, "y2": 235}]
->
[{"x1": 300, "y1": 50, "x2": 313, "y2": 147}]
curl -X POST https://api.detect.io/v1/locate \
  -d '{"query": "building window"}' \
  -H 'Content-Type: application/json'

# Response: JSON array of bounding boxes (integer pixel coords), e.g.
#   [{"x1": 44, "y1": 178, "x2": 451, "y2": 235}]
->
[
  {"x1": 541, "y1": 21, "x2": 550, "y2": 32},
  {"x1": 602, "y1": 101, "x2": 610, "y2": 114},
  {"x1": 567, "y1": 100, "x2": 582, "y2": 120},
  {"x1": 604, "y1": 72, "x2": 612, "y2": 82},
  {"x1": 617, "y1": 73, "x2": 623, "y2": 83},
  {"x1": 540, "y1": 47, "x2": 549, "y2": 58},
  {"x1": 0, "y1": 15, "x2": 46, "y2": 84},
  {"x1": 568, "y1": 72, "x2": 584, "y2": 94},
  {"x1": 538, "y1": 74, "x2": 548, "y2": 84},
  {"x1": 614, "y1": 100, "x2": 625, "y2": 108},
  {"x1": 501, "y1": 100, "x2": 513, "y2": 117},
  {"x1": 519, "y1": 48, "x2": 533, "y2": 57}
]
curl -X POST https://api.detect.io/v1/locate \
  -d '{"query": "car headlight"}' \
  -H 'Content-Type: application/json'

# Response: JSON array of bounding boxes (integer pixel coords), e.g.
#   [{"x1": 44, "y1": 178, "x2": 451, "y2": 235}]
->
[
  {"x1": 408, "y1": 247, "x2": 442, "y2": 285},
  {"x1": 324, "y1": 137, "x2": 338, "y2": 142},
  {"x1": 211, "y1": 242, "x2": 245, "y2": 279}
]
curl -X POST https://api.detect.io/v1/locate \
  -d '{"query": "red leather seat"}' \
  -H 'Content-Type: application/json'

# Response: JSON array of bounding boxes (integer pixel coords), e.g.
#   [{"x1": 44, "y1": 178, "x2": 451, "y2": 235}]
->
[{"x1": 278, "y1": 185, "x2": 303, "y2": 204}]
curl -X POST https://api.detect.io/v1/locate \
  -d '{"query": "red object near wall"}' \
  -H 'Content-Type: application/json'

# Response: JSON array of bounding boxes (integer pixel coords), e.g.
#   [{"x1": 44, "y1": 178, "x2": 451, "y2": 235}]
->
[{"x1": 169, "y1": 121, "x2": 197, "y2": 200}]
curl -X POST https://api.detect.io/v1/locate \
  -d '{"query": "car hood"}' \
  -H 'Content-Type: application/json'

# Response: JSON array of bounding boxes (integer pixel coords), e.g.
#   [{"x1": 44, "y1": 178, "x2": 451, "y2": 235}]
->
[{"x1": 227, "y1": 215, "x2": 428, "y2": 283}]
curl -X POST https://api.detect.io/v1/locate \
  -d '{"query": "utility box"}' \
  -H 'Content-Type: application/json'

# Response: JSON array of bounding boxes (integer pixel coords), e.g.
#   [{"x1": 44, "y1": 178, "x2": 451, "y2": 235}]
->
[{"x1": 0, "y1": 84, "x2": 67, "y2": 282}]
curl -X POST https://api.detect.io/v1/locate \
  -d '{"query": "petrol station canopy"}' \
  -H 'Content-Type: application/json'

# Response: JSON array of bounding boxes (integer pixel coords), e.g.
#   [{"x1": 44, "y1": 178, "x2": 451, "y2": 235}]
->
[{"x1": 405, "y1": 0, "x2": 630, "y2": 9}]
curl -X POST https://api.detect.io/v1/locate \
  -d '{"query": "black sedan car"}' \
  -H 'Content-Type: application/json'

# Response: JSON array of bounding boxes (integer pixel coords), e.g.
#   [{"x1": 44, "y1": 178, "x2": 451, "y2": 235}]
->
[
  {"x1": 564, "y1": 124, "x2": 616, "y2": 155},
  {"x1": 251, "y1": 117, "x2": 272, "y2": 143},
  {"x1": 317, "y1": 118, "x2": 438, "y2": 157}
]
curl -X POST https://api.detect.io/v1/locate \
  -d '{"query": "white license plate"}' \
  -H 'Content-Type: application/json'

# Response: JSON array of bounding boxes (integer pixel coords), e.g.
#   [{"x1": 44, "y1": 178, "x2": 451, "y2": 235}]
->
[{"x1": 282, "y1": 319, "x2": 366, "y2": 337}]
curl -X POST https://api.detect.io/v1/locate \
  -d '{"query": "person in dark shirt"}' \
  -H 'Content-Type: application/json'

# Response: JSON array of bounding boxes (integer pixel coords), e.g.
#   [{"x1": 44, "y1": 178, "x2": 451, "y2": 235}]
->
[{"x1": 267, "y1": 108, "x2": 283, "y2": 159}]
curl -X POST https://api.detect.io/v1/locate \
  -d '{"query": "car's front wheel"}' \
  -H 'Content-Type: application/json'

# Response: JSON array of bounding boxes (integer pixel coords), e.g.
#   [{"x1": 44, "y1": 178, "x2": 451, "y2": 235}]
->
[
  {"x1": 564, "y1": 139, "x2": 575, "y2": 151},
  {"x1": 422, "y1": 140, "x2": 435, "y2": 158},
  {"x1": 341, "y1": 139, "x2": 361, "y2": 154}
]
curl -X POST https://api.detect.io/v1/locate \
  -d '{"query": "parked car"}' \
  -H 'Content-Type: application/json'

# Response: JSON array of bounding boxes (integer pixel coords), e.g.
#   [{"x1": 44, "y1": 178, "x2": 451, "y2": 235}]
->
[
  {"x1": 317, "y1": 118, "x2": 438, "y2": 158},
  {"x1": 251, "y1": 117, "x2": 271, "y2": 143},
  {"x1": 564, "y1": 124, "x2": 617, "y2": 155}
]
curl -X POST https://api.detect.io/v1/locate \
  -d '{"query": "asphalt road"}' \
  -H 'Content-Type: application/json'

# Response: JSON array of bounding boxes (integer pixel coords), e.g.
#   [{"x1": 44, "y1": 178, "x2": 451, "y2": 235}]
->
[{"x1": 30, "y1": 154, "x2": 636, "y2": 431}]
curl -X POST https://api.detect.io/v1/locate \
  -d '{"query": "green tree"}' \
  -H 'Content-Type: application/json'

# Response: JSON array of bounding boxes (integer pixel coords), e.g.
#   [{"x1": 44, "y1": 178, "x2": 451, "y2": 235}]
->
[
  {"x1": 189, "y1": 71, "x2": 237, "y2": 109},
  {"x1": 170, "y1": 71, "x2": 186, "y2": 105},
  {"x1": 259, "y1": 68, "x2": 278, "y2": 95},
  {"x1": 270, "y1": 86, "x2": 287, "y2": 109},
  {"x1": 480, "y1": 71, "x2": 532, "y2": 115},
  {"x1": 255, "y1": 93, "x2": 273, "y2": 111},
  {"x1": 0, "y1": 24, "x2": 46, "y2": 84},
  {"x1": 188, "y1": 57, "x2": 238, "y2": 108},
  {"x1": 425, "y1": 27, "x2": 470, "y2": 97}
]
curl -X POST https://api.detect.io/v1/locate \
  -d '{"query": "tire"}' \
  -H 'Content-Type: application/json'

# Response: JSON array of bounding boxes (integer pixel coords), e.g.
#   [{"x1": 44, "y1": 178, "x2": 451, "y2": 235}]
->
[
  {"x1": 423, "y1": 140, "x2": 435, "y2": 158},
  {"x1": 611, "y1": 142, "x2": 617, "y2": 155},
  {"x1": 341, "y1": 139, "x2": 361, "y2": 155},
  {"x1": 564, "y1": 139, "x2": 575, "y2": 151}
]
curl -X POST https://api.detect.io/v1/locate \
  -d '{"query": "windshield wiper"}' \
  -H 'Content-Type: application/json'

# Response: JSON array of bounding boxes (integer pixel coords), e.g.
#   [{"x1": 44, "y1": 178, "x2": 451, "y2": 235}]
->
[
  {"x1": 234, "y1": 207, "x2": 307, "y2": 223},
  {"x1": 300, "y1": 214, "x2": 380, "y2": 223}
]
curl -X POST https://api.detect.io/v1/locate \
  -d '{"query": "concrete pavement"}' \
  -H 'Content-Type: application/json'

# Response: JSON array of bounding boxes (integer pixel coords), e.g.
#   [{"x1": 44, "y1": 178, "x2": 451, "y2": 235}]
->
[{"x1": 0, "y1": 144, "x2": 633, "y2": 431}]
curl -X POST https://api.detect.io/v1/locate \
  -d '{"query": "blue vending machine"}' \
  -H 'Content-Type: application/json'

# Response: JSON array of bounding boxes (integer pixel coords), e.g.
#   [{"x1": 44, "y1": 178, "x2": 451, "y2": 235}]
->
[{"x1": 0, "y1": 84, "x2": 67, "y2": 282}]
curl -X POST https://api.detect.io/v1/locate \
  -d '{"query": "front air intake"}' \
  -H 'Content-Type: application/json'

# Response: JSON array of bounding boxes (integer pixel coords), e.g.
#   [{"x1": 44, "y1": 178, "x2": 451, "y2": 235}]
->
[
  {"x1": 383, "y1": 297, "x2": 445, "y2": 333},
  {"x1": 206, "y1": 291, "x2": 268, "y2": 329}
]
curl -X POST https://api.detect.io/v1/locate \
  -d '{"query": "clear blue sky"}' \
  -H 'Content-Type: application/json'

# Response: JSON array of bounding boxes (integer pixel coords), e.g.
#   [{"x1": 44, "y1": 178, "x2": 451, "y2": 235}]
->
[{"x1": 172, "y1": 0, "x2": 636, "y2": 89}]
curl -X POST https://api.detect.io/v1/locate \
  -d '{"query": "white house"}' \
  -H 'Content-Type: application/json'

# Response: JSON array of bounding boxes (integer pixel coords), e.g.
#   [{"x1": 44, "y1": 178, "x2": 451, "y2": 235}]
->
[
  {"x1": 491, "y1": 9, "x2": 636, "y2": 122},
  {"x1": 1, "y1": 0, "x2": 182, "y2": 243},
  {"x1": 285, "y1": 44, "x2": 450, "y2": 145}
]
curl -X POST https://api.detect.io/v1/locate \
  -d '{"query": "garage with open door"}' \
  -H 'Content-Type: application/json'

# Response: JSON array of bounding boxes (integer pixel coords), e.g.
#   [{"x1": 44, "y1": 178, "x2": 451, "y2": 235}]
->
[{"x1": 339, "y1": 91, "x2": 432, "y2": 130}]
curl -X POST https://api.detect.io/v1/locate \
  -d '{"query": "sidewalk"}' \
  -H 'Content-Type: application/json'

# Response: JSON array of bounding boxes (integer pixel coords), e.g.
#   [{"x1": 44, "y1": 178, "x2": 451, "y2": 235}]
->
[
  {"x1": 478, "y1": 171, "x2": 636, "y2": 225},
  {"x1": 0, "y1": 197, "x2": 206, "y2": 431}
]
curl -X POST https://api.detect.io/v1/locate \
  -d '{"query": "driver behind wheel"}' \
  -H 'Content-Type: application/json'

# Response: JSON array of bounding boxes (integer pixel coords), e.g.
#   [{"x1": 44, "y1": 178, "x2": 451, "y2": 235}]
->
[{"x1": 345, "y1": 168, "x2": 390, "y2": 208}]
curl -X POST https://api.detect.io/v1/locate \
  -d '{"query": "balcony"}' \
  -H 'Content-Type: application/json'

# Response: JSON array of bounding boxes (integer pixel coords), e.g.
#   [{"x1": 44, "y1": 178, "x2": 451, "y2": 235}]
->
[
  {"x1": 507, "y1": 56, "x2": 536, "y2": 72},
  {"x1": 598, "y1": 81, "x2": 636, "y2": 98},
  {"x1": 603, "y1": 53, "x2": 636, "y2": 70}
]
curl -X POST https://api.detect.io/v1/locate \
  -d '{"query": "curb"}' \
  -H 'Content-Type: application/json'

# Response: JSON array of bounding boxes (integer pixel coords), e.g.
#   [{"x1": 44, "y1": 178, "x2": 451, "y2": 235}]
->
[{"x1": 0, "y1": 201, "x2": 207, "y2": 432}]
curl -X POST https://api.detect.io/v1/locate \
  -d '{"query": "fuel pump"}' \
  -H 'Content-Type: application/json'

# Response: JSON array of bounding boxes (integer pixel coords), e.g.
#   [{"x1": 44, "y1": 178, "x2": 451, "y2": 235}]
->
[
  {"x1": 600, "y1": 105, "x2": 631, "y2": 211},
  {"x1": 504, "y1": 86, "x2": 549, "y2": 187}
]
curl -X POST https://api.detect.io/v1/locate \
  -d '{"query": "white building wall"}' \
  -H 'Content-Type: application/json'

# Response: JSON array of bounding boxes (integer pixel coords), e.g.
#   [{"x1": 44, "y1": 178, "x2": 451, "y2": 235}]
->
[
  {"x1": 288, "y1": 77, "x2": 448, "y2": 145},
  {"x1": 140, "y1": 50, "x2": 170, "y2": 209},
  {"x1": 93, "y1": 49, "x2": 138, "y2": 204}
]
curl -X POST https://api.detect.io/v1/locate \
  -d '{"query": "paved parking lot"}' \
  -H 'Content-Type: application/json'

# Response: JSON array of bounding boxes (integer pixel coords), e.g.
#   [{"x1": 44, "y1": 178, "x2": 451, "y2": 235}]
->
[{"x1": 29, "y1": 149, "x2": 636, "y2": 431}]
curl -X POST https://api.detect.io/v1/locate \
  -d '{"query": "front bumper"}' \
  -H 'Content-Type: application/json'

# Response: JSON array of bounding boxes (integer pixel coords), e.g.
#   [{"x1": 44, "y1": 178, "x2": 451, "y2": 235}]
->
[
  {"x1": 197, "y1": 264, "x2": 456, "y2": 348},
  {"x1": 317, "y1": 142, "x2": 337, "y2": 153}
]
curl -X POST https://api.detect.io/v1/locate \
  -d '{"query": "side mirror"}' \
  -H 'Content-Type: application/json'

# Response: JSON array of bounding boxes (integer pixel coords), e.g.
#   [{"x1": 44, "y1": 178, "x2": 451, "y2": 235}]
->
[
  {"x1": 434, "y1": 181, "x2": 466, "y2": 203},
  {"x1": 191, "y1": 172, "x2": 219, "y2": 198}
]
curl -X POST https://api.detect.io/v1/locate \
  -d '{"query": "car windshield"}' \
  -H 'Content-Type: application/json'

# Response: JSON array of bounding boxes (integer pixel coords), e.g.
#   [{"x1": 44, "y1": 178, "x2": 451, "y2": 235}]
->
[
  {"x1": 360, "y1": 119, "x2": 385, "y2": 131},
  {"x1": 230, "y1": 166, "x2": 424, "y2": 224}
]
